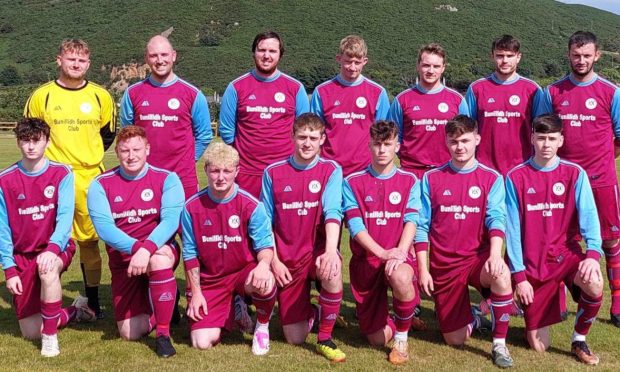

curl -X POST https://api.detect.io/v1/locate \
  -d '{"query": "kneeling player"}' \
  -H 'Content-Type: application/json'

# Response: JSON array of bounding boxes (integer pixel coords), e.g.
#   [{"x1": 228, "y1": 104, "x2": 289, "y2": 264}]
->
[
  {"x1": 261, "y1": 113, "x2": 345, "y2": 361},
  {"x1": 88, "y1": 126, "x2": 184, "y2": 357},
  {"x1": 342, "y1": 120, "x2": 419, "y2": 365},
  {"x1": 506, "y1": 114, "x2": 604, "y2": 365},
  {"x1": 1, "y1": 118, "x2": 90, "y2": 357},
  {"x1": 415, "y1": 115, "x2": 514, "y2": 368},
  {"x1": 182, "y1": 142, "x2": 277, "y2": 355}
]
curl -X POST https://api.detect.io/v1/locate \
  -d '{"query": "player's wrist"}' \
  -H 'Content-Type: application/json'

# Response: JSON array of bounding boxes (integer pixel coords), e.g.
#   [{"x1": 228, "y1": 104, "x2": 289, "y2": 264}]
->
[
  {"x1": 512, "y1": 270, "x2": 527, "y2": 284},
  {"x1": 3, "y1": 266, "x2": 18, "y2": 280},
  {"x1": 585, "y1": 250, "x2": 601, "y2": 261}
]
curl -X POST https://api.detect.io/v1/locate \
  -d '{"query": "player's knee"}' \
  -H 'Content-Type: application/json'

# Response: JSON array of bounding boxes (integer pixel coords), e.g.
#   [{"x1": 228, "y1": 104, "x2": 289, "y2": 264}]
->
[
  {"x1": 38, "y1": 269, "x2": 59, "y2": 284},
  {"x1": 587, "y1": 278, "x2": 604, "y2": 296},
  {"x1": 283, "y1": 322, "x2": 308, "y2": 345},
  {"x1": 148, "y1": 252, "x2": 174, "y2": 270},
  {"x1": 21, "y1": 327, "x2": 41, "y2": 340},
  {"x1": 527, "y1": 337, "x2": 548, "y2": 353},
  {"x1": 389, "y1": 268, "x2": 414, "y2": 291},
  {"x1": 191, "y1": 335, "x2": 218, "y2": 350},
  {"x1": 283, "y1": 332, "x2": 306, "y2": 345},
  {"x1": 442, "y1": 330, "x2": 467, "y2": 346}
]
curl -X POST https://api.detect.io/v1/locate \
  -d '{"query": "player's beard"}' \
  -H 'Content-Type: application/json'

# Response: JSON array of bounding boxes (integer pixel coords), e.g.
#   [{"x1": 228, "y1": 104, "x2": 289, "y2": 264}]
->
[
  {"x1": 571, "y1": 63, "x2": 594, "y2": 79},
  {"x1": 255, "y1": 63, "x2": 278, "y2": 76}
]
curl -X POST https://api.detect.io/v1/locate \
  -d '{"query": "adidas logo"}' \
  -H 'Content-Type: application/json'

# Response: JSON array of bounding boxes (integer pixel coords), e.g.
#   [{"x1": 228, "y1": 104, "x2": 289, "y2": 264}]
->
[
  {"x1": 114, "y1": 196, "x2": 123, "y2": 202},
  {"x1": 204, "y1": 219, "x2": 213, "y2": 226},
  {"x1": 487, "y1": 98, "x2": 495, "y2": 103},
  {"x1": 284, "y1": 185, "x2": 292, "y2": 192},
  {"x1": 141, "y1": 101, "x2": 150, "y2": 107},
  {"x1": 561, "y1": 100, "x2": 569, "y2": 106},
  {"x1": 527, "y1": 187, "x2": 536, "y2": 194},
  {"x1": 334, "y1": 100, "x2": 340, "y2": 106},
  {"x1": 365, "y1": 195, "x2": 373, "y2": 202},
  {"x1": 499, "y1": 313, "x2": 510, "y2": 322},
  {"x1": 326, "y1": 314, "x2": 338, "y2": 320},
  {"x1": 53, "y1": 105, "x2": 62, "y2": 111},
  {"x1": 249, "y1": 94, "x2": 257, "y2": 100},
  {"x1": 17, "y1": 193, "x2": 25, "y2": 200},
  {"x1": 612, "y1": 226, "x2": 619, "y2": 232},
  {"x1": 443, "y1": 190, "x2": 451, "y2": 196},
  {"x1": 413, "y1": 105, "x2": 421, "y2": 111},
  {"x1": 158, "y1": 292, "x2": 174, "y2": 302}
]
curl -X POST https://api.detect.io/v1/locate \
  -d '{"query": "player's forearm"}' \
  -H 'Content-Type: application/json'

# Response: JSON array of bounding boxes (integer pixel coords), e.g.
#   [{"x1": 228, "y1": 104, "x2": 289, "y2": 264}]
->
[
  {"x1": 489, "y1": 236, "x2": 504, "y2": 258},
  {"x1": 396, "y1": 221, "x2": 416, "y2": 253},
  {"x1": 185, "y1": 267, "x2": 202, "y2": 295},
  {"x1": 256, "y1": 248, "x2": 274, "y2": 267},
  {"x1": 416, "y1": 250, "x2": 430, "y2": 274},
  {"x1": 324, "y1": 221, "x2": 340, "y2": 254},
  {"x1": 353, "y1": 230, "x2": 386, "y2": 260}
]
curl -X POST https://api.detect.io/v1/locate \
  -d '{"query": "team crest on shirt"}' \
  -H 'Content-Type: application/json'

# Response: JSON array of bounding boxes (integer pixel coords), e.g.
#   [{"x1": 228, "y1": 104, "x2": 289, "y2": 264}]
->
[
  {"x1": 228, "y1": 215, "x2": 240, "y2": 229},
  {"x1": 44, "y1": 186, "x2": 55, "y2": 199},
  {"x1": 437, "y1": 102, "x2": 449, "y2": 113},
  {"x1": 141, "y1": 189, "x2": 154, "y2": 201},
  {"x1": 356, "y1": 97, "x2": 367, "y2": 108},
  {"x1": 509, "y1": 95, "x2": 520, "y2": 106},
  {"x1": 308, "y1": 180, "x2": 321, "y2": 193},
  {"x1": 168, "y1": 98, "x2": 180, "y2": 110},
  {"x1": 552, "y1": 182, "x2": 565, "y2": 196},
  {"x1": 585, "y1": 98, "x2": 597, "y2": 110},
  {"x1": 389, "y1": 192, "x2": 402, "y2": 205},
  {"x1": 274, "y1": 92, "x2": 286, "y2": 103},
  {"x1": 468, "y1": 186, "x2": 481, "y2": 199},
  {"x1": 80, "y1": 102, "x2": 92, "y2": 114}
]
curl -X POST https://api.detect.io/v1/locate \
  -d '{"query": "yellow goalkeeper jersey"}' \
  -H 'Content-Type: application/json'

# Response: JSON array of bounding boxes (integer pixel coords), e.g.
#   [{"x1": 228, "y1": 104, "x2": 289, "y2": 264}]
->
[{"x1": 24, "y1": 80, "x2": 116, "y2": 168}]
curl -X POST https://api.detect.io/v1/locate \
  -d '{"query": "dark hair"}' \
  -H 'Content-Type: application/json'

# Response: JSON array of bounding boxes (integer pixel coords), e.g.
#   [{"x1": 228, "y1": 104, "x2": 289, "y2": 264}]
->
[
  {"x1": 532, "y1": 113, "x2": 563, "y2": 134},
  {"x1": 568, "y1": 31, "x2": 598, "y2": 50},
  {"x1": 445, "y1": 115, "x2": 478, "y2": 137},
  {"x1": 293, "y1": 113, "x2": 325, "y2": 134},
  {"x1": 252, "y1": 31, "x2": 284, "y2": 57},
  {"x1": 492, "y1": 35, "x2": 520, "y2": 53},
  {"x1": 14, "y1": 117, "x2": 50, "y2": 141},
  {"x1": 115, "y1": 125, "x2": 148, "y2": 149},
  {"x1": 370, "y1": 120, "x2": 398, "y2": 142},
  {"x1": 418, "y1": 43, "x2": 446, "y2": 64}
]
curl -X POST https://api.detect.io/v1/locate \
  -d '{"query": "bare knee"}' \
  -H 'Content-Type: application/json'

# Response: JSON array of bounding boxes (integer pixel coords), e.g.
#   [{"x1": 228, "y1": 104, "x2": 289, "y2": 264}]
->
[
  {"x1": 192, "y1": 338, "x2": 216, "y2": 350},
  {"x1": 282, "y1": 322, "x2": 308, "y2": 345},
  {"x1": 191, "y1": 331, "x2": 220, "y2": 350},
  {"x1": 367, "y1": 325, "x2": 392, "y2": 347},
  {"x1": 19, "y1": 316, "x2": 41, "y2": 340},
  {"x1": 442, "y1": 327, "x2": 469, "y2": 346},
  {"x1": 527, "y1": 328, "x2": 550, "y2": 352}
]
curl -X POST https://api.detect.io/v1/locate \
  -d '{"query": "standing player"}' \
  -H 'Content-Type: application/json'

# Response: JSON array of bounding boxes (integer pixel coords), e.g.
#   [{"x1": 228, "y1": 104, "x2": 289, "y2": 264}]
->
[
  {"x1": 465, "y1": 35, "x2": 544, "y2": 175},
  {"x1": 343, "y1": 120, "x2": 419, "y2": 365},
  {"x1": 87, "y1": 126, "x2": 184, "y2": 358},
  {"x1": 506, "y1": 114, "x2": 604, "y2": 365},
  {"x1": 1, "y1": 118, "x2": 90, "y2": 357},
  {"x1": 219, "y1": 31, "x2": 310, "y2": 197},
  {"x1": 182, "y1": 142, "x2": 277, "y2": 355},
  {"x1": 389, "y1": 43, "x2": 468, "y2": 180},
  {"x1": 261, "y1": 113, "x2": 345, "y2": 361},
  {"x1": 414, "y1": 115, "x2": 515, "y2": 368},
  {"x1": 120, "y1": 35, "x2": 212, "y2": 200},
  {"x1": 24, "y1": 39, "x2": 116, "y2": 318},
  {"x1": 310, "y1": 35, "x2": 389, "y2": 176},
  {"x1": 540, "y1": 31, "x2": 620, "y2": 326}
]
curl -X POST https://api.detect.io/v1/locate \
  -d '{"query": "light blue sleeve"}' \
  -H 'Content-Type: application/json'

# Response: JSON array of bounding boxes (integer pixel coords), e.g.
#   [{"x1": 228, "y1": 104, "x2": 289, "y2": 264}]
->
[
  {"x1": 538, "y1": 88, "x2": 553, "y2": 115},
  {"x1": 191, "y1": 91, "x2": 213, "y2": 160},
  {"x1": 505, "y1": 176, "x2": 525, "y2": 274},
  {"x1": 119, "y1": 89, "x2": 135, "y2": 126},
  {"x1": 388, "y1": 98, "x2": 404, "y2": 143},
  {"x1": 323, "y1": 166, "x2": 343, "y2": 221},
  {"x1": 146, "y1": 173, "x2": 185, "y2": 247},
  {"x1": 414, "y1": 174, "x2": 431, "y2": 244},
  {"x1": 531, "y1": 86, "x2": 545, "y2": 118},
  {"x1": 87, "y1": 180, "x2": 137, "y2": 254},
  {"x1": 248, "y1": 203, "x2": 275, "y2": 251},
  {"x1": 49, "y1": 171, "x2": 74, "y2": 251},
  {"x1": 575, "y1": 169, "x2": 603, "y2": 254},
  {"x1": 259, "y1": 170, "x2": 275, "y2": 223},
  {"x1": 375, "y1": 89, "x2": 390, "y2": 120},
  {"x1": 465, "y1": 86, "x2": 478, "y2": 120},
  {"x1": 458, "y1": 97, "x2": 469, "y2": 115},
  {"x1": 404, "y1": 178, "x2": 421, "y2": 225},
  {"x1": 485, "y1": 175, "x2": 507, "y2": 232},
  {"x1": 181, "y1": 206, "x2": 198, "y2": 262},
  {"x1": 309, "y1": 89, "x2": 324, "y2": 118},
  {"x1": 218, "y1": 83, "x2": 238, "y2": 144},
  {"x1": 0, "y1": 188, "x2": 16, "y2": 270},
  {"x1": 295, "y1": 85, "x2": 310, "y2": 117},
  {"x1": 342, "y1": 178, "x2": 366, "y2": 237},
  {"x1": 611, "y1": 88, "x2": 620, "y2": 139}
]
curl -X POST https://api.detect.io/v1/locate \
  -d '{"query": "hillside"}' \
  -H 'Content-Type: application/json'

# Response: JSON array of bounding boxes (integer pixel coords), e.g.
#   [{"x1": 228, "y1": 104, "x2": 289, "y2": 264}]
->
[{"x1": 0, "y1": 0, "x2": 619, "y2": 120}]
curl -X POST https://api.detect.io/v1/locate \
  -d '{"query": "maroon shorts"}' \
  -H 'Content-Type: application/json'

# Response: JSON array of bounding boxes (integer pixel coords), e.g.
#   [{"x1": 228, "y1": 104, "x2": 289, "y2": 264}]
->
[
  {"x1": 523, "y1": 250, "x2": 583, "y2": 331},
  {"x1": 12, "y1": 242, "x2": 76, "y2": 319},
  {"x1": 592, "y1": 185, "x2": 620, "y2": 241},
  {"x1": 108, "y1": 244, "x2": 180, "y2": 322},
  {"x1": 431, "y1": 254, "x2": 490, "y2": 334},
  {"x1": 349, "y1": 254, "x2": 418, "y2": 335},
  {"x1": 235, "y1": 172, "x2": 262, "y2": 199},
  {"x1": 188, "y1": 263, "x2": 256, "y2": 331}
]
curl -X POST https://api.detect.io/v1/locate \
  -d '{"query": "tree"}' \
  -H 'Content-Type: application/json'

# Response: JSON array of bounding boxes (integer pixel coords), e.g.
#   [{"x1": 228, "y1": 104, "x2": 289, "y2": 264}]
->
[{"x1": 0, "y1": 66, "x2": 22, "y2": 86}]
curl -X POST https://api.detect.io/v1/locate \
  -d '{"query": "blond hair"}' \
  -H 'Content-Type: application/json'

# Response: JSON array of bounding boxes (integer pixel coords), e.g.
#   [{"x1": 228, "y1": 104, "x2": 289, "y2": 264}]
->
[
  {"x1": 58, "y1": 39, "x2": 90, "y2": 56},
  {"x1": 338, "y1": 35, "x2": 367, "y2": 58},
  {"x1": 203, "y1": 142, "x2": 239, "y2": 168}
]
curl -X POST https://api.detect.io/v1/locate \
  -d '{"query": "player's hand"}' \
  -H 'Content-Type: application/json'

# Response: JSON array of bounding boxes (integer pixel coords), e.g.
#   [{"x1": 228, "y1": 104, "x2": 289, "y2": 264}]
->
[
  {"x1": 385, "y1": 258, "x2": 404, "y2": 277},
  {"x1": 271, "y1": 259, "x2": 292, "y2": 287},
  {"x1": 247, "y1": 261, "x2": 274, "y2": 295},
  {"x1": 187, "y1": 292, "x2": 208, "y2": 321},
  {"x1": 6, "y1": 276, "x2": 23, "y2": 296},
  {"x1": 515, "y1": 280, "x2": 534, "y2": 306},
  {"x1": 127, "y1": 247, "x2": 151, "y2": 277},
  {"x1": 578, "y1": 258, "x2": 602, "y2": 284},
  {"x1": 382, "y1": 248, "x2": 407, "y2": 262},
  {"x1": 419, "y1": 269, "x2": 434, "y2": 297},
  {"x1": 36, "y1": 251, "x2": 60, "y2": 275},
  {"x1": 484, "y1": 255, "x2": 505, "y2": 279},
  {"x1": 316, "y1": 251, "x2": 341, "y2": 281}
]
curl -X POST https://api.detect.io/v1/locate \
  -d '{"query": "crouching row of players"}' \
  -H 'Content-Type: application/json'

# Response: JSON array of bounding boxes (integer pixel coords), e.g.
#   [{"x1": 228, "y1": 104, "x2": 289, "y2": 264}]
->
[{"x1": 0, "y1": 113, "x2": 604, "y2": 367}]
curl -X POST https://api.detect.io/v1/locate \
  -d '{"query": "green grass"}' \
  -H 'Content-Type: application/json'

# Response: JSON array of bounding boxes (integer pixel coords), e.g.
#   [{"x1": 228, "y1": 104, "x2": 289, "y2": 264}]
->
[{"x1": 0, "y1": 133, "x2": 619, "y2": 371}]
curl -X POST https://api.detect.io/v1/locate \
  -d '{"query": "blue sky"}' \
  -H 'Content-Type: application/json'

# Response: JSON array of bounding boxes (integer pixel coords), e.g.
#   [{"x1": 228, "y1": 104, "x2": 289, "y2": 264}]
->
[{"x1": 557, "y1": 0, "x2": 620, "y2": 15}]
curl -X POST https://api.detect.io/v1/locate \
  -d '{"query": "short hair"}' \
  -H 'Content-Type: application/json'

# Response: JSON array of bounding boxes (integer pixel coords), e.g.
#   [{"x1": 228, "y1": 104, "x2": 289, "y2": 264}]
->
[
  {"x1": 293, "y1": 113, "x2": 325, "y2": 135},
  {"x1": 203, "y1": 142, "x2": 239, "y2": 168},
  {"x1": 370, "y1": 120, "x2": 398, "y2": 142},
  {"x1": 417, "y1": 43, "x2": 446, "y2": 64},
  {"x1": 58, "y1": 38, "x2": 90, "y2": 56},
  {"x1": 491, "y1": 35, "x2": 520, "y2": 53},
  {"x1": 445, "y1": 115, "x2": 478, "y2": 137},
  {"x1": 338, "y1": 35, "x2": 367, "y2": 58},
  {"x1": 532, "y1": 113, "x2": 563, "y2": 134},
  {"x1": 252, "y1": 31, "x2": 284, "y2": 57},
  {"x1": 568, "y1": 31, "x2": 598, "y2": 50},
  {"x1": 115, "y1": 126, "x2": 148, "y2": 149},
  {"x1": 14, "y1": 117, "x2": 50, "y2": 141}
]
